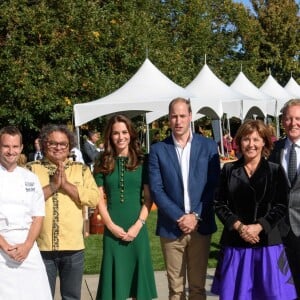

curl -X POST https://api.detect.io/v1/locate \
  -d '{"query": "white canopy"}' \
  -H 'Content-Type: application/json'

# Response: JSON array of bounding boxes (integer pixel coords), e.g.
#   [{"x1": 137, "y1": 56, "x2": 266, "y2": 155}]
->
[
  {"x1": 285, "y1": 77, "x2": 300, "y2": 98},
  {"x1": 230, "y1": 71, "x2": 275, "y2": 120},
  {"x1": 74, "y1": 58, "x2": 191, "y2": 126},
  {"x1": 186, "y1": 64, "x2": 251, "y2": 120},
  {"x1": 259, "y1": 74, "x2": 293, "y2": 117}
]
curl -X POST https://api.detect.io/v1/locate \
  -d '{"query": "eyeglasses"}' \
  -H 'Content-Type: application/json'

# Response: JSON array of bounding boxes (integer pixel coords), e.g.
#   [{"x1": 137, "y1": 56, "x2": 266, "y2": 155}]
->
[{"x1": 46, "y1": 141, "x2": 69, "y2": 149}]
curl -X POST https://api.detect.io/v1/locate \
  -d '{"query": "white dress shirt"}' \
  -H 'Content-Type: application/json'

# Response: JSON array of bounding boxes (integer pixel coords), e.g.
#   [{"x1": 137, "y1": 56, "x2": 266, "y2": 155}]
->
[{"x1": 173, "y1": 132, "x2": 193, "y2": 213}]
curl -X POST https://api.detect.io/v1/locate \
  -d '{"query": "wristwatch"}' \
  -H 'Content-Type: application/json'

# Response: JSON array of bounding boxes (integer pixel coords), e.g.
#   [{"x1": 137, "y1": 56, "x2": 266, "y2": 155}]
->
[{"x1": 192, "y1": 212, "x2": 202, "y2": 222}]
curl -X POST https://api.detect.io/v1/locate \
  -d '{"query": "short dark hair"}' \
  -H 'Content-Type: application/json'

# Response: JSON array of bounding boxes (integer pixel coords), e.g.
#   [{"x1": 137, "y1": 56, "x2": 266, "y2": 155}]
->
[
  {"x1": 87, "y1": 130, "x2": 98, "y2": 139},
  {"x1": 0, "y1": 126, "x2": 22, "y2": 144},
  {"x1": 168, "y1": 97, "x2": 192, "y2": 115}
]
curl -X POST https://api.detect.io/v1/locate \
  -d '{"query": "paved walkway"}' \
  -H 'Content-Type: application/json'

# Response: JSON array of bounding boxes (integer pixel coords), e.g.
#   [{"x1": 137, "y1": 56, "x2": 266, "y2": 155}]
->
[{"x1": 54, "y1": 268, "x2": 219, "y2": 299}]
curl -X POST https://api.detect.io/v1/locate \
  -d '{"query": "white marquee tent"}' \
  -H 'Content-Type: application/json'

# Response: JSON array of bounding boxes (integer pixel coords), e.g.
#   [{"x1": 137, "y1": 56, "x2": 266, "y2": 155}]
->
[
  {"x1": 146, "y1": 64, "x2": 227, "y2": 125},
  {"x1": 185, "y1": 63, "x2": 249, "y2": 121},
  {"x1": 259, "y1": 74, "x2": 293, "y2": 117},
  {"x1": 185, "y1": 63, "x2": 253, "y2": 155},
  {"x1": 230, "y1": 71, "x2": 274, "y2": 120},
  {"x1": 73, "y1": 58, "x2": 191, "y2": 127},
  {"x1": 259, "y1": 74, "x2": 294, "y2": 136},
  {"x1": 284, "y1": 77, "x2": 300, "y2": 97},
  {"x1": 146, "y1": 64, "x2": 228, "y2": 124},
  {"x1": 73, "y1": 57, "x2": 298, "y2": 153},
  {"x1": 73, "y1": 58, "x2": 194, "y2": 151}
]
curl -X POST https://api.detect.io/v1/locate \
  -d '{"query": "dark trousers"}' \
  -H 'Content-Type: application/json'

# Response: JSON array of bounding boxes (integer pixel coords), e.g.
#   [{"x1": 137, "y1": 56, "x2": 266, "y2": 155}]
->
[
  {"x1": 283, "y1": 231, "x2": 300, "y2": 299},
  {"x1": 41, "y1": 250, "x2": 84, "y2": 300}
]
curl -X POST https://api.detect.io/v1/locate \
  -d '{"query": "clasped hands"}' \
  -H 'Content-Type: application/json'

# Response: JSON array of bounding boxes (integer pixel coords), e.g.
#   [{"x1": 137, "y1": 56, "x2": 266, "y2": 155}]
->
[
  {"x1": 4, "y1": 241, "x2": 31, "y2": 263},
  {"x1": 109, "y1": 222, "x2": 142, "y2": 242},
  {"x1": 50, "y1": 162, "x2": 68, "y2": 192},
  {"x1": 237, "y1": 223, "x2": 262, "y2": 244},
  {"x1": 177, "y1": 214, "x2": 198, "y2": 234}
]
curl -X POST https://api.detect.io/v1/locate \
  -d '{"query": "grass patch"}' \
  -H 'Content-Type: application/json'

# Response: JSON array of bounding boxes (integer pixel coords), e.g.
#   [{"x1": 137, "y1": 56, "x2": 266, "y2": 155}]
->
[{"x1": 84, "y1": 210, "x2": 222, "y2": 274}]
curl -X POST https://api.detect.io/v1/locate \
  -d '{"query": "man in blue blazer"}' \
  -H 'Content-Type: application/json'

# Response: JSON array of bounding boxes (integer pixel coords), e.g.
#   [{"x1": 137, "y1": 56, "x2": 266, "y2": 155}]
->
[{"x1": 149, "y1": 97, "x2": 220, "y2": 300}]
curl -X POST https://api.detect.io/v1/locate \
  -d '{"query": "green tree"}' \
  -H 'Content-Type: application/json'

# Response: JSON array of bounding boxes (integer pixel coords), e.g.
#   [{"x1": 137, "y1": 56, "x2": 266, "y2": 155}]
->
[
  {"x1": 0, "y1": 0, "x2": 169, "y2": 139},
  {"x1": 0, "y1": 0, "x2": 299, "y2": 153},
  {"x1": 251, "y1": 0, "x2": 300, "y2": 84}
]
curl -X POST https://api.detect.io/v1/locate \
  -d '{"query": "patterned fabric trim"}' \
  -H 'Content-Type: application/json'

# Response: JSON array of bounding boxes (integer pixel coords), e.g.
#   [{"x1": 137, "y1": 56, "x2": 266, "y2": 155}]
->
[
  {"x1": 52, "y1": 191, "x2": 59, "y2": 250},
  {"x1": 27, "y1": 158, "x2": 87, "y2": 250}
]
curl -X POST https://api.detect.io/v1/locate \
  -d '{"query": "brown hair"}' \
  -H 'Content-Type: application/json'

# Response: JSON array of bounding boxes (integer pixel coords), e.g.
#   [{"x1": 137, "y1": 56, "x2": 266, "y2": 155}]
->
[
  {"x1": 94, "y1": 115, "x2": 143, "y2": 174},
  {"x1": 268, "y1": 124, "x2": 276, "y2": 137},
  {"x1": 235, "y1": 120, "x2": 273, "y2": 158},
  {"x1": 17, "y1": 153, "x2": 27, "y2": 167},
  {"x1": 168, "y1": 97, "x2": 192, "y2": 115},
  {"x1": 0, "y1": 126, "x2": 23, "y2": 144}
]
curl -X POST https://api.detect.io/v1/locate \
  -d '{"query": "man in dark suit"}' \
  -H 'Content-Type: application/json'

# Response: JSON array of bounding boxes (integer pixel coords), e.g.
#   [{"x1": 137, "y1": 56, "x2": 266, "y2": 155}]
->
[
  {"x1": 82, "y1": 131, "x2": 100, "y2": 169},
  {"x1": 269, "y1": 98, "x2": 300, "y2": 297},
  {"x1": 27, "y1": 138, "x2": 43, "y2": 162},
  {"x1": 148, "y1": 97, "x2": 220, "y2": 300}
]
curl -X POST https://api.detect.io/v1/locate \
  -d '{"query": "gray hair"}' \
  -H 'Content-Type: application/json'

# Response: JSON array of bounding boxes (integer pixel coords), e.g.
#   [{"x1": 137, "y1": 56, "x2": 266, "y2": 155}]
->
[
  {"x1": 39, "y1": 124, "x2": 76, "y2": 152},
  {"x1": 281, "y1": 99, "x2": 300, "y2": 117}
]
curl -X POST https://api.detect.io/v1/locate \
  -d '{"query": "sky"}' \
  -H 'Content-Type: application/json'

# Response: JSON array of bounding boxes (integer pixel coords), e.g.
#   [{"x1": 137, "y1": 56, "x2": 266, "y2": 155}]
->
[
  {"x1": 233, "y1": 0, "x2": 252, "y2": 9},
  {"x1": 233, "y1": 0, "x2": 300, "y2": 14}
]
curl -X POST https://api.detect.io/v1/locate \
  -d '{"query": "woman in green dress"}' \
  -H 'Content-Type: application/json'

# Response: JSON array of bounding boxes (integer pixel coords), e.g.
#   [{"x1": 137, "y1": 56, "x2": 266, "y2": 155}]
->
[{"x1": 94, "y1": 115, "x2": 157, "y2": 300}]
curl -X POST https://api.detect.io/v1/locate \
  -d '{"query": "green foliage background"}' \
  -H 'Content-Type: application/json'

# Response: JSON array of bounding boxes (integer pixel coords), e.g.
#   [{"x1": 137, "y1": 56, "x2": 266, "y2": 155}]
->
[{"x1": 0, "y1": 0, "x2": 299, "y2": 151}]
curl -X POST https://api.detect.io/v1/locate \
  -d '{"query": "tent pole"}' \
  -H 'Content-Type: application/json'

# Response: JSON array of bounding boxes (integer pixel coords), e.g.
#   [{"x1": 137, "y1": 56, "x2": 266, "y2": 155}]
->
[
  {"x1": 146, "y1": 123, "x2": 150, "y2": 153},
  {"x1": 275, "y1": 100, "x2": 280, "y2": 138},
  {"x1": 227, "y1": 117, "x2": 231, "y2": 136},
  {"x1": 219, "y1": 120, "x2": 224, "y2": 156},
  {"x1": 276, "y1": 116, "x2": 280, "y2": 138},
  {"x1": 76, "y1": 127, "x2": 81, "y2": 150}
]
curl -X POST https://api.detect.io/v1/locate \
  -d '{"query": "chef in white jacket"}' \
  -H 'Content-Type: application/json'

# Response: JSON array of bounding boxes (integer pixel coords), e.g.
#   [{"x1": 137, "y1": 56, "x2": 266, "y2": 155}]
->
[{"x1": 0, "y1": 125, "x2": 52, "y2": 300}]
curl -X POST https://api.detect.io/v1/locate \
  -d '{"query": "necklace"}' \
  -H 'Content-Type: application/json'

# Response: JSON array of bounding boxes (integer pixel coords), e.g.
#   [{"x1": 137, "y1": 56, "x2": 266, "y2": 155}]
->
[{"x1": 244, "y1": 164, "x2": 257, "y2": 177}]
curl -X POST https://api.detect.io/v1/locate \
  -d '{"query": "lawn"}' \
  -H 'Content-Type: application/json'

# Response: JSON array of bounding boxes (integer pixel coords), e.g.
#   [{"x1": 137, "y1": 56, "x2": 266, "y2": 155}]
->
[{"x1": 84, "y1": 210, "x2": 223, "y2": 274}]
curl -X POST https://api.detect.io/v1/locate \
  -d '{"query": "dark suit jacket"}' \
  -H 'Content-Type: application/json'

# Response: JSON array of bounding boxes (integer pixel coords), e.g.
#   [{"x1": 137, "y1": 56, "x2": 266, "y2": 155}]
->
[
  {"x1": 27, "y1": 151, "x2": 43, "y2": 162},
  {"x1": 215, "y1": 158, "x2": 287, "y2": 247},
  {"x1": 148, "y1": 134, "x2": 220, "y2": 239},
  {"x1": 28, "y1": 152, "x2": 35, "y2": 162},
  {"x1": 82, "y1": 140, "x2": 99, "y2": 165},
  {"x1": 269, "y1": 138, "x2": 300, "y2": 237}
]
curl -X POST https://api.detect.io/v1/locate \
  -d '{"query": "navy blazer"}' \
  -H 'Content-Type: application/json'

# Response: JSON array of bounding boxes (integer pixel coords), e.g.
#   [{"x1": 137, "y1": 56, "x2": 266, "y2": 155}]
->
[{"x1": 148, "y1": 134, "x2": 220, "y2": 239}]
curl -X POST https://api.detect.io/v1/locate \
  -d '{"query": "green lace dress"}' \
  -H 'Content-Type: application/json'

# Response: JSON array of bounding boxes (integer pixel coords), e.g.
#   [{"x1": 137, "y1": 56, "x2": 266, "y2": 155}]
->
[{"x1": 94, "y1": 157, "x2": 157, "y2": 300}]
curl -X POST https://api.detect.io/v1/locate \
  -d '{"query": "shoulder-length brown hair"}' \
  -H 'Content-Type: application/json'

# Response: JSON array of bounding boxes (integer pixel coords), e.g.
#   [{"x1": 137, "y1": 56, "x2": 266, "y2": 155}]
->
[
  {"x1": 94, "y1": 115, "x2": 143, "y2": 174},
  {"x1": 234, "y1": 119, "x2": 273, "y2": 158}
]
